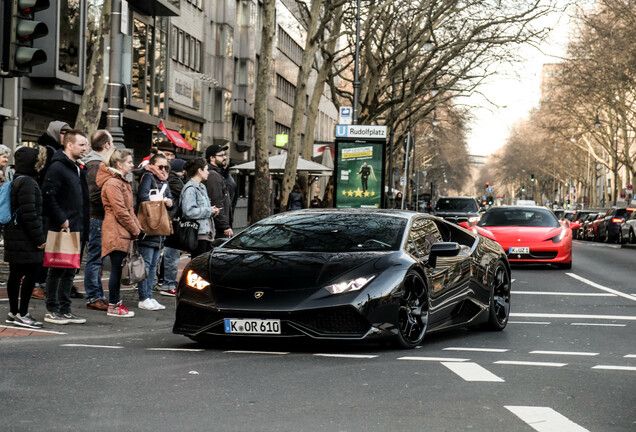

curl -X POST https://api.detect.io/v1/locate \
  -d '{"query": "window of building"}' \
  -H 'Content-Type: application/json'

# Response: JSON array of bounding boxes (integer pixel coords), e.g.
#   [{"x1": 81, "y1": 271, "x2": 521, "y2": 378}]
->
[
  {"x1": 59, "y1": 0, "x2": 81, "y2": 76},
  {"x1": 235, "y1": 59, "x2": 249, "y2": 85},
  {"x1": 277, "y1": 26, "x2": 303, "y2": 66},
  {"x1": 172, "y1": 25, "x2": 202, "y2": 72},
  {"x1": 170, "y1": 25, "x2": 178, "y2": 61},
  {"x1": 276, "y1": 74, "x2": 296, "y2": 107},
  {"x1": 214, "y1": 90, "x2": 224, "y2": 122},
  {"x1": 85, "y1": 0, "x2": 104, "y2": 78},
  {"x1": 275, "y1": 122, "x2": 291, "y2": 137},
  {"x1": 238, "y1": 0, "x2": 251, "y2": 26},
  {"x1": 132, "y1": 18, "x2": 150, "y2": 105},
  {"x1": 153, "y1": 17, "x2": 168, "y2": 118}
]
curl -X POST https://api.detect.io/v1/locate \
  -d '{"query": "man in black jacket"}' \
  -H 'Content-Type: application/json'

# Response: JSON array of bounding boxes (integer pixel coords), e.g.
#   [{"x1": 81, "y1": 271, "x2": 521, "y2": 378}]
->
[
  {"x1": 204, "y1": 143, "x2": 233, "y2": 238},
  {"x1": 82, "y1": 130, "x2": 113, "y2": 310},
  {"x1": 41, "y1": 130, "x2": 90, "y2": 325}
]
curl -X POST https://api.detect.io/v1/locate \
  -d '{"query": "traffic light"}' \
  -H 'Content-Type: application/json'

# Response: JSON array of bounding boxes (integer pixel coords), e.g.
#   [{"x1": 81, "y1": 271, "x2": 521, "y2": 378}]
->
[
  {"x1": 1, "y1": 0, "x2": 49, "y2": 76},
  {"x1": 530, "y1": 174, "x2": 535, "y2": 182},
  {"x1": 485, "y1": 181, "x2": 490, "y2": 189}
]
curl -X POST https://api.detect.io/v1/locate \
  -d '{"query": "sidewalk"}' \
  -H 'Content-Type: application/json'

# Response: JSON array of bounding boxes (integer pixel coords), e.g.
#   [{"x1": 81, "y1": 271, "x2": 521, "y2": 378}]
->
[{"x1": 0, "y1": 244, "x2": 191, "y2": 300}]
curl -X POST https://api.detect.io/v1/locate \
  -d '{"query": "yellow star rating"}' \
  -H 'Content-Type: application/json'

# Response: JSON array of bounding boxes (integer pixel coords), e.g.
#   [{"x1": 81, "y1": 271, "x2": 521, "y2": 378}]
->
[
  {"x1": 347, "y1": 190, "x2": 354, "y2": 197},
  {"x1": 342, "y1": 190, "x2": 348, "y2": 196},
  {"x1": 341, "y1": 189, "x2": 377, "y2": 198},
  {"x1": 354, "y1": 188, "x2": 363, "y2": 197},
  {"x1": 364, "y1": 191, "x2": 370, "y2": 197}
]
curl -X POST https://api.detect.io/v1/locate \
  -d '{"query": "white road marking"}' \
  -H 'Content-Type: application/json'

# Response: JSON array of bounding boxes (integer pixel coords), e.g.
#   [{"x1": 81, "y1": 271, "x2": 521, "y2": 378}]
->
[
  {"x1": 223, "y1": 350, "x2": 289, "y2": 355},
  {"x1": 0, "y1": 325, "x2": 66, "y2": 335},
  {"x1": 530, "y1": 350, "x2": 599, "y2": 356},
  {"x1": 441, "y1": 362, "x2": 504, "y2": 382},
  {"x1": 314, "y1": 353, "x2": 379, "y2": 359},
  {"x1": 61, "y1": 344, "x2": 123, "y2": 349},
  {"x1": 592, "y1": 365, "x2": 636, "y2": 371},
  {"x1": 509, "y1": 321, "x2": 551, "y2": 325},
  {"x1": 511, "y1": 279, "x2": 516, "y2": 283},
  {"x1": 505, "y1": 405, "x2": 590, "y2": 432},
  {"x1": 570, "y1": 323, "x2": 626, "y2": 327},
  {"x1": 146, "y1": 348, "x2": 205, "y2": 352},
  {"x1": 512, "y1": 291, "x2": 615, "y2": 297},
  {"x1": 624, "y1": 354, "x2": 636, "y2": 358},
  {"x1": 443, "y1": 347, "x2": 509, "y2": 353},
  {"x1": 511, "y1": 313, "x2": 636, "y2": 321},
  {"x1": 495, "y1": 360, "x2": 567, "y2": 367},
  {"x1": 398, "y1": 356, "x2": 469, "y2": 362},
  {"x1": 566, "y1": 273, "x2": 636, "y2": 302}
]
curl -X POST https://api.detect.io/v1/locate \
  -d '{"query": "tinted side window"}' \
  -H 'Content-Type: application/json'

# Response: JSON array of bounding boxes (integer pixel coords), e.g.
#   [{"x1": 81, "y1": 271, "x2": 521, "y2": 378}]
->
[{"x1": 410, "y1": 218, "x2": 442, "y2": 256}]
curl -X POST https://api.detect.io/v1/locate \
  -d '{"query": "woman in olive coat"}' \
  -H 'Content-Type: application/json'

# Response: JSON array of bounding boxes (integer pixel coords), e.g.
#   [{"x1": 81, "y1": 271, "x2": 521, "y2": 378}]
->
[{"x1": 4, "y1": 146, "x2": 48, "y2": 328}]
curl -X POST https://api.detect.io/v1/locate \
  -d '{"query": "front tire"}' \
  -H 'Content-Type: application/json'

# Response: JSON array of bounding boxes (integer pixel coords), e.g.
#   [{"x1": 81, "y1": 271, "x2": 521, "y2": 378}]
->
[
  {"x1": 396, "y1": 271, "x2": 429, "y2": 348},
  {"x1": 486, "y1": 261, "x2": 511, "y2": 331},
  {"x1": 630, "y1": 229, "x2": 636, "y2": 244}
]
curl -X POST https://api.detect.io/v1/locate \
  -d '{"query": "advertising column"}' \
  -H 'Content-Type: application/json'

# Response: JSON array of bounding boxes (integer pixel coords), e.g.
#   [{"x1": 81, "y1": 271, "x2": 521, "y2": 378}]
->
[{"x1": 334, "y1": 125, "x2": 387, "y2": 209}]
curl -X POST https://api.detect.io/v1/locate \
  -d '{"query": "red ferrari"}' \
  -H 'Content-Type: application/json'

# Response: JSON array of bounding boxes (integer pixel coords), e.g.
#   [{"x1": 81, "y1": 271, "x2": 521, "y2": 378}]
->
[{"x1": 470, "y1": 206, "x2": 572, "y2": 269}]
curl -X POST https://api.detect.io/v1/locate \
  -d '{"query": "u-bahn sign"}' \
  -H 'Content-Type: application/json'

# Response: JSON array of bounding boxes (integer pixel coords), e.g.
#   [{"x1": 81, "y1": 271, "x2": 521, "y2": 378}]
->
[{"x1": 334, "y1": 125, "x2": 387, "y2": 209}]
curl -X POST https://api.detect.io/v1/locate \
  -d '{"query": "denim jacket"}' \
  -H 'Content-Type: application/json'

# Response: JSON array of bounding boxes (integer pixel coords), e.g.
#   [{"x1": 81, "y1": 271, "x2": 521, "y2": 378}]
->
[{"x1": 180, "y1": 179, "x2": 213, "y2": 236}]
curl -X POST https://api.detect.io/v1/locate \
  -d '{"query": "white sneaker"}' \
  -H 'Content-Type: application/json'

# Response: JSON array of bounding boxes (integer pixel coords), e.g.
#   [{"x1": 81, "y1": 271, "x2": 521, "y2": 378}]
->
[
  {"x1": 138, "y1": 298, "x2": 160, "y2": 311},
  {"x1": 150, "y1": 298, "x2": 166, "y2": 310}
]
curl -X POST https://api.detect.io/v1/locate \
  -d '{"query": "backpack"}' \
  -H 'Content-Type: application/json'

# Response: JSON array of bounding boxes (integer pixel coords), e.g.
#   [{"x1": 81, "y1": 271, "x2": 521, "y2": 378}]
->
[{"x1": 0, "y1": 172, "x2": 17, "y2": 224}]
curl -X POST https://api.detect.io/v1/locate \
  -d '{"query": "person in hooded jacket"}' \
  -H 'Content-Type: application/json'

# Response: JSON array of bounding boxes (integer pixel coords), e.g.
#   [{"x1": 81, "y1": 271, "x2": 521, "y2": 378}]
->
[
  {"x1": 4, "y1": 146, "x2": 48, "y2": 328},
  {"x1": 287, "y1": 184, "x2": 305, "y2": 211},
  {"x1": 136, "y1": 153, "x2": 173, "y2": 311},
  {"x1": 97, "y1": 149, "x2": 142, "y2": 317}
]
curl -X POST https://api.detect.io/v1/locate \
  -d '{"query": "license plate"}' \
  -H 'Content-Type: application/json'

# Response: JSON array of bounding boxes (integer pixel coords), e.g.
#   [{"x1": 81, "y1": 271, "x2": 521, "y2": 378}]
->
[
  {"x1": 509, "y1": 247, "x2": 529, "y2": 254},
  {"x1": 224, "y1": 318, "x2": 281, "y2": 335}
]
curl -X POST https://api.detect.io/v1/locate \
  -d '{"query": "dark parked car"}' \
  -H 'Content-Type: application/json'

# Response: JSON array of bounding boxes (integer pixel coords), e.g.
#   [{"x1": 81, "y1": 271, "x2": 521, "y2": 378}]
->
[
  {"x1": 597, "y1": 207, "x2": 631, "y2": 243},
  {"x1": 434, "y1": 196, "x2": 481, "y2": 226},
  {"x1": 619, "y1": 208, "x2": 636, "y2": 244},
  {"x1": 584, "y1": 212, "x2": 606, "y2": 241},
  {"x1": 174, "y1": 209, "x2": 511, "y2": 348}
]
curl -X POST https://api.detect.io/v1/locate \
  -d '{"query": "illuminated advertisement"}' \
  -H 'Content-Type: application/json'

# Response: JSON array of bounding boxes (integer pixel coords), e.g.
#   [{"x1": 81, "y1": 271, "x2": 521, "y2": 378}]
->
[{"x1": 334, "y1": 140, "x2": 385, "y2": 208}]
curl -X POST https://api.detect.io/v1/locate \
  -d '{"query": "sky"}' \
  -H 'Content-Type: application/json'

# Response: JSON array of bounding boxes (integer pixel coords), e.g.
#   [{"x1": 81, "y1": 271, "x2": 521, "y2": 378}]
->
[{"x1": 466, "y1": 7, "x2": 574, "y2": 156}]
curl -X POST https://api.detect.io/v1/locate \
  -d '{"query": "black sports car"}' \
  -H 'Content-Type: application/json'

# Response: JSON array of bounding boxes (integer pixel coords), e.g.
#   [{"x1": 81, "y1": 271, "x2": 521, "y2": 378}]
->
[{"x1": 173, "y1": 209, "x2": 511, "y2": 348}]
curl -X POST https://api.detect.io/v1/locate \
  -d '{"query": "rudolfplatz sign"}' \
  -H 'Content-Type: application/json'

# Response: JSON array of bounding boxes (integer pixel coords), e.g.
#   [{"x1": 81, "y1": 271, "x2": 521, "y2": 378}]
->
[{"x1": 334, "y1": 125, "x2": 387, "y2": 209}]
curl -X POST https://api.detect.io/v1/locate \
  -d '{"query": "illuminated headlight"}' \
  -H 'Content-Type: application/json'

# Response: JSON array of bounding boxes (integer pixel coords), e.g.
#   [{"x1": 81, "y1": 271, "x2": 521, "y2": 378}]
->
[
  {"x1": 324, "y1": 275, "x2": 375, "y2": 295},
  {"x1": 186, "y1": 270, "x2": 210, "y2": 290},
  {"x1": 552, "y1": 228, "x2": 567, "y2": 243}
]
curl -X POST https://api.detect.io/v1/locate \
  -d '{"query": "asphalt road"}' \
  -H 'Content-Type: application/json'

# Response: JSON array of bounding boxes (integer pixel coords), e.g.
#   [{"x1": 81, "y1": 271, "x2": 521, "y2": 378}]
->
[{"x1": 1, "y1": 240, "x2": 635, "y2": 432}]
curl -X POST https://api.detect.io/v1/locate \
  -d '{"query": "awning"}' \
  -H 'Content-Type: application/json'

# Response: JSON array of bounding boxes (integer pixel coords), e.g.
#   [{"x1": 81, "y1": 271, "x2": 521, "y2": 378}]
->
[{"x1": 158, "y1": 120, "x2": 194, "y2": 150}]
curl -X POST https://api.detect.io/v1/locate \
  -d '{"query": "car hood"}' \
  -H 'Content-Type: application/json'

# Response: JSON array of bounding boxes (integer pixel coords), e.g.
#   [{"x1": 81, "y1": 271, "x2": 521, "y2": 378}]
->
[
  {"x1": 207, "y1": 249, "x2": 397, "y2": 291},
  {"x1": 475, "y1": 226, "x2": 562, "y2": 243}
]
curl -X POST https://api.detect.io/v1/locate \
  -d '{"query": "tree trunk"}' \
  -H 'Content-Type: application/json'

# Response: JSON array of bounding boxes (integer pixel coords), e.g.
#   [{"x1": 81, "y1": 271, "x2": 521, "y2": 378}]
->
[
  {"x1": 75, "y1": 0, "x2": 110, "y2": 138},
  {"x1": 279, "y1": 0, "x2": 324, "y2": 210},
  {"x1": 251, "y1": 0, "x2": 276, "y2": 223}
]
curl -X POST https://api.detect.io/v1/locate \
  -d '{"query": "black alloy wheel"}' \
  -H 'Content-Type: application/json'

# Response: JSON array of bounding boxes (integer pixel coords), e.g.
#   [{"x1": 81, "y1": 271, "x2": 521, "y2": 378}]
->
[
  {"x1": 396, "y1": 271, "x2": 429, "y2": 348},
  {"x1": 618, "y1": 230, "x2": 624, "y2": 244},
  {"x1": 486, "y1": 261, "x2": 511, "y2": 331}
]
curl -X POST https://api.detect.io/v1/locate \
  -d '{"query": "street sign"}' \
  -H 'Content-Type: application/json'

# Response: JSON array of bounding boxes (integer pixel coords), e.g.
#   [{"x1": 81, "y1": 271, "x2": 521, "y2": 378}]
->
[
  {"x1": 628, "y1": 184, "x2": 633, "y2": 191},
  {"x1": 275, "y1": 133, "x2": 288, "y2": 147},
  {"x1": 335, "y1": 125, "x2": 387, "y2": 139},
  {"x1": 339, "y1": 107, "x2": 352, "y2": 125},
  {"x1": 487, "y1": 187, "x2": 493, "y2": 193},
  {"x1": 400, "y1": 176, "x2": 405, "y2": 186},
  {"x1": 620, "y1": 192, "x2": 626, "y2": 199}
]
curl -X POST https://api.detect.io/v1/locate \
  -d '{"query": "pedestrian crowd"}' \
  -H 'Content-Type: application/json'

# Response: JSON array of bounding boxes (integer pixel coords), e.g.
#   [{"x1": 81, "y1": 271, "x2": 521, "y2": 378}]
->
[{"x1": 1, "y1": 121, "x2": 236, "y2": 329}]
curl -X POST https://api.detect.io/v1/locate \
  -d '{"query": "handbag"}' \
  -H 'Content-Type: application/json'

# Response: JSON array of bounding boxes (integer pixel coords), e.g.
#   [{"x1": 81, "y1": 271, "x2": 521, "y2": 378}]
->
[
  {"x1": 137, "y1": 175, "x2": 173, "y2": 236},
  {"x1": 121, "y1": 240, "x2": 147, "y2": 285},
  {"x1": 43, "y1": 229, "x2": 81, "y2": 269},
  {"x1": 165, "y1": 213, "x2": 200, "y2": 251}
]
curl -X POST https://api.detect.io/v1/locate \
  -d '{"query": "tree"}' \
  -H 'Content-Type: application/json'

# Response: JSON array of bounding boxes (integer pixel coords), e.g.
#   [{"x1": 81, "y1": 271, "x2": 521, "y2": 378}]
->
[{"x1": 251, "y1": 0, "x2": 277, "y2": 222}]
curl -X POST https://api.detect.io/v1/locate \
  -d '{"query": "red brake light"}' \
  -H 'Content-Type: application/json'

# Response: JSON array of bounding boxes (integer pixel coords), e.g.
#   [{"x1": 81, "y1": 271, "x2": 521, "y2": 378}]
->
[{"x1": 611, "y1": 218, "x2": 623, "y2": 223}]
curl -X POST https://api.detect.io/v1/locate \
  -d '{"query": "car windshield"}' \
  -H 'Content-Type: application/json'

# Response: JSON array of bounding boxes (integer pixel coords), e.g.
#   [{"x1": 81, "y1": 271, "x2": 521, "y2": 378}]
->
[
  {"x1": 224, "y1": 213, "x2": 407, "y2": 252},
  {"x1": 435, "y1": 198, "x2": 478, "y2": 212},
  {"x1": 477, "y1": 208, "x2": 560, "y2": 227}
]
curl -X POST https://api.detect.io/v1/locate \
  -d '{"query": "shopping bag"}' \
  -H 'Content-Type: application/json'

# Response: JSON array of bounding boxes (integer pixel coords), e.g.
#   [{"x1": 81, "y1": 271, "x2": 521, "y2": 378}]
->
[
  {"x1": 165, "y1": 216, "x2": 199, "y2": 251},
  {"x1": 138, "y1": 200, "x2": 173, "y2": 236},
  {"x1": 43, "y1": 229, "x2": 81, "y2": 268},
  {"x1": 121, "y1": 240, "x2": 147, "y2": 285}
]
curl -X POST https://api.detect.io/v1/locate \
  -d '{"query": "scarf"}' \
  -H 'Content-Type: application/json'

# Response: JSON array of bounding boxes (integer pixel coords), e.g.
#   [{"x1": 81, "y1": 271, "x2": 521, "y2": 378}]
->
[{"x1": 145, "y1": 164, "x2": 168, "y2": 181}]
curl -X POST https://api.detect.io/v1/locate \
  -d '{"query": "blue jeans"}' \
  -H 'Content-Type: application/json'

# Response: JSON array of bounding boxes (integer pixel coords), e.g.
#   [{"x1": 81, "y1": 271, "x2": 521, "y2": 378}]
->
[
  {"x1": 138, "y1": 245, "x2": 161, "y2": 301},
  {"x1": 162, "y1": 246, "x2": 180, "y2": 290},
  {"x1": 84, "y1": 218, "x2": 107, "y2": 303}
]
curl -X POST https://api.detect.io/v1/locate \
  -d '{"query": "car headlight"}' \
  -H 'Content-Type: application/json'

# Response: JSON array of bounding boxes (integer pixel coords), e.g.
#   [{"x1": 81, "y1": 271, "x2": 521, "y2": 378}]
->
[
  {"x1": 468, "y1": 216, "x2": 480, "y2": 224},
  {"x1": 552, "y1": 227, "x2": 567, "y2": 243},
  {"x1": 324, "y1": 275, "x2": 375, "y2": 295},
  {"x1": 186, "y1": 270, "x2": 210, "y2": 290}
]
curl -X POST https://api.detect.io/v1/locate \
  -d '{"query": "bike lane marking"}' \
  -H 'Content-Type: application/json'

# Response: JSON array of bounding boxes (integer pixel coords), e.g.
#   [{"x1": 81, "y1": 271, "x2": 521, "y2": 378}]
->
[
  {"x1": 440, "y1": 362, "x2": 504, "y2": 382},
  {"x1": 566, "y1": 273, "x2": 636, "y2": 302}
]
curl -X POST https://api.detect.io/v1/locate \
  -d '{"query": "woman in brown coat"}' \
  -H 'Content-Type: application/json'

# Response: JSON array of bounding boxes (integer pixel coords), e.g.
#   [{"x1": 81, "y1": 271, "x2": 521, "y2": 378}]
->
[{"x1": 97, "y1": 149, "x2": 142, "y2": 318}]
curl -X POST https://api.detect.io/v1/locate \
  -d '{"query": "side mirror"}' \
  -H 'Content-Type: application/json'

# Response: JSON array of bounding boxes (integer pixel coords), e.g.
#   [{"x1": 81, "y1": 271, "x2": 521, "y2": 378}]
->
[{"x1": 428, "y1": 242, "x2": 461, "y2": 267}]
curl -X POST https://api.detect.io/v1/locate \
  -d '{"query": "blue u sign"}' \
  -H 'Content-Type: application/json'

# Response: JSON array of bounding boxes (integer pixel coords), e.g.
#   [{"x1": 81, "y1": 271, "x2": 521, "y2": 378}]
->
[
  {"x1": 341, "y1": 107, "x2": 351, "y2": 116},
  {"x1": 335, "y1": 125, "x2": 349, "y2": 137}
]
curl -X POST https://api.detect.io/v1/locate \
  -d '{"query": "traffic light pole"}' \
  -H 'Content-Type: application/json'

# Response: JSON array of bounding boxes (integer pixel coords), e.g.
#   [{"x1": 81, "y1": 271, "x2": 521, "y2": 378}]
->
[
  {"x1": 107, "y1": 0, "x2": 125, "y2": 149},
  {"x1": 1, "y1": 77, "x2": 21, "y2": 153}
]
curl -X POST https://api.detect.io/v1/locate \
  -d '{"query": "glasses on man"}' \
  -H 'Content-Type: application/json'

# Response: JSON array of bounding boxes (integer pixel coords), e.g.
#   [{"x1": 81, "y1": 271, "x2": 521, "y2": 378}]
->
[
  {"x1": 215, "y1": 153, "x2": 227, "y2": 158},
  {"x1": 157, "y1": 165, "x2": 169, "y2": 171}
]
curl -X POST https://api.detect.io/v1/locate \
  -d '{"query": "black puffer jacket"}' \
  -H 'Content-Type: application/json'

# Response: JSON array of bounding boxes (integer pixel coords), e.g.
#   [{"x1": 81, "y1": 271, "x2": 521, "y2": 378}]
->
[
  {"x1": 4, "y1": 147, "x2": 47, "y2": 263},
  {"x1": 41, "y1": 149, "x2": 90, "y2": 241}
]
